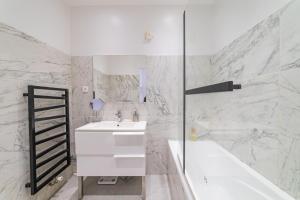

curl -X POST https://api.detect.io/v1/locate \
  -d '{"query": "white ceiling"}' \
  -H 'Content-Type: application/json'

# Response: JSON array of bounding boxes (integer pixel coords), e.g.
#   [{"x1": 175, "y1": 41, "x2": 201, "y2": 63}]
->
[{"x1": 63, "y1": 0, "x2": 215, "y2": 6}]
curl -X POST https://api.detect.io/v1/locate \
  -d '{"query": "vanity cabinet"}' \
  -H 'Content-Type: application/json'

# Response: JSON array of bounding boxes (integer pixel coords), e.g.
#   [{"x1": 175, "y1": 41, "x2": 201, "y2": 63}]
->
[{"x1": 75, "y1": 122, "x2": 147, "y2": 177}]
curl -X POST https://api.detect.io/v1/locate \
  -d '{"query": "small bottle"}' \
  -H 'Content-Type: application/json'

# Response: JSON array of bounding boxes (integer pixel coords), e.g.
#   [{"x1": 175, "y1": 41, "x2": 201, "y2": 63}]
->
[
  {"x1": 133, "y1": 110, "x2": 139, "y2": 122},
  {"x1": 190, "y1": 128, "x2": 198, "y2": 141}
]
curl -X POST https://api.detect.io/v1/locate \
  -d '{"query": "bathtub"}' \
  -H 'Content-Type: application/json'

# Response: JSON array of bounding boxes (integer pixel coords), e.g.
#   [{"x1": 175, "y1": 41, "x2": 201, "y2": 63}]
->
[{"x1": 168, "y1": 140, "x2": 295, "y2": 200}]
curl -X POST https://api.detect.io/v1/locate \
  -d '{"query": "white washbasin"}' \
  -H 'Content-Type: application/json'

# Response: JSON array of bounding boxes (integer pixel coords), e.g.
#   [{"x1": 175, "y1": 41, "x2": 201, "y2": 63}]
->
[{"x1": 76, "y1": 121, "x2": 147, "y2": 132}]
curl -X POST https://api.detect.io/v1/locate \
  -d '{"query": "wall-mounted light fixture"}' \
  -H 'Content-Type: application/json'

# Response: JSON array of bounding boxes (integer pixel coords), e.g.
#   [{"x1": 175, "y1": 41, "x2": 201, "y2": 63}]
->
[{"x1": 144, "y1": 31, "x2": 154, "y2": 42}]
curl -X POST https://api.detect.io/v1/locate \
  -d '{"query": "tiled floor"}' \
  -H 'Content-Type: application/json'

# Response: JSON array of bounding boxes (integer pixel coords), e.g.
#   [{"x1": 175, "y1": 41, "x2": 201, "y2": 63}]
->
[
  {"x1": 145, "y1": 175, "x2": 171, "y2": 200},
  {"x1": 52, "y1": 175, "x2": 171, "y2": 200},
  {"x1": 83, "y1": 175, "x2": 171, "y2": 200},
  {"x1": 83, "y1": 196, "x2": 141, "y2": 200},
  {"x1": 83, "y1": 176, "x2": 142, "y2": 197}
]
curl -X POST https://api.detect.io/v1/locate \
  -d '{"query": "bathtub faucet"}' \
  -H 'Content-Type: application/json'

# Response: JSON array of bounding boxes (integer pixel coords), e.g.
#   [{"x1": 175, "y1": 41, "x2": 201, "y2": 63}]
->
[{"x1": 204, "y1": 176, "x2": 208, "y2": 184}]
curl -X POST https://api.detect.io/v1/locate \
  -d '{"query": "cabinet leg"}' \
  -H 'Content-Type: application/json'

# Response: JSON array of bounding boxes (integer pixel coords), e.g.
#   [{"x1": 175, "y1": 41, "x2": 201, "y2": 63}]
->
[
  {"x1": 142, "y1": 176, "x2": 146, "y2": 200},
  {"x1": 78, "y1": 176, "x2": 83, "y2": 200}
]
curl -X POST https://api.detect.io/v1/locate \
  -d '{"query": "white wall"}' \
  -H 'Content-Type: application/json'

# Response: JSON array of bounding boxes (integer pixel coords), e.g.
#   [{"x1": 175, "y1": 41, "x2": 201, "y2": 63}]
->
[
  {"x1": 185, "y1": 4, "x2": 215, "y2": 55},
  {"x1": 0, "y1": 0, "x2": 71, "y2": 54},
  {"x1": 0, "y1": 0, "x2": 290, "y2": 56},
  {"x1": 72, "y1": 1, "x2": 291, "y2": 56},
  {"x1": 71, "y1": 6, "x2": 184, "y2": 56},
  {"x1": 184, "y1": 0, "x2": 291, "y2": 55},
  {"x1": 213, "y1": 0, "x2": 291, "y2": 52}
]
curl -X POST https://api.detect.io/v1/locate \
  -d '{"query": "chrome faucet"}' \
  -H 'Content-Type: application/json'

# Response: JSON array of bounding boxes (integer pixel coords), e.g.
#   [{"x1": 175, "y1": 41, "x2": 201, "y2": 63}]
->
[{"x1": 115, "y1": 110, "x2": 122, "y2": 122}]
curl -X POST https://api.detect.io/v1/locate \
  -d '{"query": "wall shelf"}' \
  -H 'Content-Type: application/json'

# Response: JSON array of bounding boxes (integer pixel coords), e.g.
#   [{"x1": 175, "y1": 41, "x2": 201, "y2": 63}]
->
[{"x1": 185, "y1": 81, "x2": 241, "y2": 95}]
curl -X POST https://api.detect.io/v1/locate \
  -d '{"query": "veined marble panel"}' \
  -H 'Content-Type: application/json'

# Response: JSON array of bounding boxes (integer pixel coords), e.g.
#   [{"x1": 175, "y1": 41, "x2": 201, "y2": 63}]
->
[
  {"x1": 211, "y1": 13, "x2": 280, "y2": 83},
  {"x1": 71, "y1": 56, "x2": 96, "y2": 158},
  {"x1": 0, "y1": 22, "x2": 72, "y2": 200},
  {"x1": 277, "y1": 67, "x2": 300, "y2": 199},
  {"x1": 71, "y1": 57, "x2": 93, "y2": 135},
  {"x1": 280, "y1": 0, "x2": 300, "y2": 68},
  {"x1": 278, "y1": 1, "x2": 300, "y2": 198},
  {"x1": 145, "y1": 56, "x2": 182, "y2": 174},
  {"x1": 278, "y1": 68, "x2": 300, "y2": 138},
  {"x1": 186, "y1": 55, "x2": 212, "y2": 90}
]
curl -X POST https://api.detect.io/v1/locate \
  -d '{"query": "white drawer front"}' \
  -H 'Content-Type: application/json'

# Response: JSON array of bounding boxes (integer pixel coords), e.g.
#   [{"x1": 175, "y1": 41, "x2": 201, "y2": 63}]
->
[
  {"x1": 113, "y1": 132, "x2": 145, "y2": 155},
  {"x1": 114, "y1": 154, "x2": 145, "y2": 168},
  {"x1": 113, "y1": 132, "x2": 144, "y2": 146},
  {"x1": 75, "y1": 131, "x2": 145, "y2": 155},
  {"x1": 75, "y1": 131, "x2": 113, "y2": 155},
  {"x1": 77, "y1": 155, "x2": 145, "y2": 176}
]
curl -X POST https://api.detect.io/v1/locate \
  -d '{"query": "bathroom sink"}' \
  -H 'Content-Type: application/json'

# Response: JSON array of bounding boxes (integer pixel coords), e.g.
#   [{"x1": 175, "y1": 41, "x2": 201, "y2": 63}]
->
[{"x1": 76, "y1": 121, "x2": 147, "y2": 132}]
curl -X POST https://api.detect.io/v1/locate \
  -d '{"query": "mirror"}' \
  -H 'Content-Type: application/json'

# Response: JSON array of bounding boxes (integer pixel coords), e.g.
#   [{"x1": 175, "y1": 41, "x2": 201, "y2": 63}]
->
[{"x1": 92, "y1": 55, "x2": 147, "y2": 103}]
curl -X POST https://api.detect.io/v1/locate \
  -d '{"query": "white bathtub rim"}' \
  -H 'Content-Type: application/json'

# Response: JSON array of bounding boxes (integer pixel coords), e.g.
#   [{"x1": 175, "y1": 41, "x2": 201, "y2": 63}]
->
[
  {"x1": 206, "y1": 141, "x2": 295, "y2": 200},
  {"x1": 170, "y1": 140, "x2": 295, "y2": 200},
  {"x1": 168, "y1": 140, "x2": 195, "y2": 200},
  {"x1": 184, "y1": 168, "x2": 199, "y2": 200}
]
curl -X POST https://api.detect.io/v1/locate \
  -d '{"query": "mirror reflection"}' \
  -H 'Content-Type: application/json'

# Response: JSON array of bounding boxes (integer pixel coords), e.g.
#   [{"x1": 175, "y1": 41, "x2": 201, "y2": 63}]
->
[{"x1": 92, "y1": 55, "x2": 147, "y2": 103}]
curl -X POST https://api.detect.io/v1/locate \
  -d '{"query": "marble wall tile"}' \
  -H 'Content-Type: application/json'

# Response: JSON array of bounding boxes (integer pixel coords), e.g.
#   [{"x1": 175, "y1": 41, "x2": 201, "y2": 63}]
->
[
  {"x1": 211, "y1": 13, "x2": 280, "y2": 83},
  {"x1": 186, "y1": 55, "x2": 212, "y2": 89},
  {"x1": 145, "y1": 56, "x2": 182, "y2": 174},
  {"x1": 278, "y1": 68, "x2": 300, "y2": 137},
  {"x1": 0, "y1": 22, "x2": 73, "y2": 200},
  {"x1": 71, "y1": 56, "x2": 94, "y2": 155},
  {"x1": 278, "y1": 1, "x2": 300, "y2": 198},
  {"x1": 278, "y1": 5, "x2": 300, "y2": 184},
  {"x1": 280, "y1": 0, "x2": 300, "y2": 68},
  {"x1": 277, "y1": 135, "x2": 300, "y2": 200}
]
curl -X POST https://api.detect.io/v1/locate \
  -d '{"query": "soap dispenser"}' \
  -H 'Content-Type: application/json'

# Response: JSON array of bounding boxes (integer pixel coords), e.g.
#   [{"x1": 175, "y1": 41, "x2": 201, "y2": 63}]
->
[{"x1": 133, "y1": 110, "x2": 139, "y2": 122}]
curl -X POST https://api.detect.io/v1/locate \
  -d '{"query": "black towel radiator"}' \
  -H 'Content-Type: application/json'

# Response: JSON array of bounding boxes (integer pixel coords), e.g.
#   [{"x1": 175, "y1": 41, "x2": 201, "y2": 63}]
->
[{"x1": 23, "y1": 85, "x2": 71, "y2": 195}]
